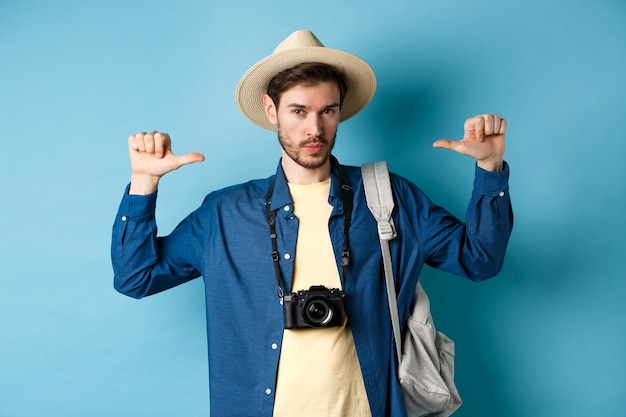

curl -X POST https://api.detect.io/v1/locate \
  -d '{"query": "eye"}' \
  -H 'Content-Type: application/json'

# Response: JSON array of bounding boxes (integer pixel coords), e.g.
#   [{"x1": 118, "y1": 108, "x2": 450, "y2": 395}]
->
[{"x1": 323, "y1": 107, "x2": 338, "y2": 115}]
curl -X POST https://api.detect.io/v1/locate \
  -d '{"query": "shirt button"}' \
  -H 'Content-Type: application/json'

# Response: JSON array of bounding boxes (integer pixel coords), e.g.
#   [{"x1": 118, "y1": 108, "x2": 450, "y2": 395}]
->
[
  {"x1": 271, "y1": 343, "x2": 278, "y2": 350},
  {"x1": 121, "y1": 216, "x2": 127, "y2": 222},
  {"x1": 283, "y1": 253, "x2": 291, "y2": 260},
  {"x1": 499, "y1": 191, "x2": 505, "y2": 197},
  {"x1": 265, "y1": 388, "x2": 272, "y2": 395},
  {"x1": 283, "y1": 206, "x2": 290, "y2": 212}
]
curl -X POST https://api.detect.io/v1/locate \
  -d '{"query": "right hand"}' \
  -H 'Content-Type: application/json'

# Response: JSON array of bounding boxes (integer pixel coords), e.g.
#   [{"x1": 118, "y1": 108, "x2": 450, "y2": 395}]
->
[{"x1": 128, "y1": 131, "x2": 205, "y2": 195}]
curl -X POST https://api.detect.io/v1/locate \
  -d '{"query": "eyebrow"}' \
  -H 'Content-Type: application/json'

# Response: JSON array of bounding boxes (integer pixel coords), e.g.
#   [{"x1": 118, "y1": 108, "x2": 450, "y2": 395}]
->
[{"x1": 286, "y1": 102, "x2": 340, "y2": 110}]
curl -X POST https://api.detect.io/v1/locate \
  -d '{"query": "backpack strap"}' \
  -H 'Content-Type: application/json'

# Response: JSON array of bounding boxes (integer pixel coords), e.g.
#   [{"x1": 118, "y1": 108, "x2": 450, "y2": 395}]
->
[
  {"x1": 361, "y1": 161, "x2": 402, "y2": 364},
  {"x1": 361, "y1": 161, "x2": 397, "y2": 241}
]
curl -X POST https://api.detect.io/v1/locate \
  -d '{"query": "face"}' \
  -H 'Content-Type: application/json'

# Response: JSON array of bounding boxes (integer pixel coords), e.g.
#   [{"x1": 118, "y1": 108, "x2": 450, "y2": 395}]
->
[{"x1": 264, "y1": 81, "x2": 341, "y2": 171}]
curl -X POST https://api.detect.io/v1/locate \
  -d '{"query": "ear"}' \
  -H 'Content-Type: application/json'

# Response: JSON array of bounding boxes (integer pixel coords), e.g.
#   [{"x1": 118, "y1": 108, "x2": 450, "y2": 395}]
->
[{"x1": 263, "y1": 94, "x2": 278, "y2": 126}]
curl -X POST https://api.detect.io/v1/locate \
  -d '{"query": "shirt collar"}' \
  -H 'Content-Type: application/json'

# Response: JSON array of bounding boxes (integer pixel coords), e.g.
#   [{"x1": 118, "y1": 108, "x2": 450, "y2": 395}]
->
[{"x1": 267, "y1": 155, "x2": 346, "y2": 217}]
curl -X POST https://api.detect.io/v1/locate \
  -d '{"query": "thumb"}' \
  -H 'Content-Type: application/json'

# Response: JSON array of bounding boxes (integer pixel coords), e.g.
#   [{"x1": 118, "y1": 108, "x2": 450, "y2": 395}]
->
[
  {"x1": 172, "y1": 152, "x2": 205, "y2": 169},
  {"x1": 432, "y1": 139, "x2": 459, "y2": 151}
]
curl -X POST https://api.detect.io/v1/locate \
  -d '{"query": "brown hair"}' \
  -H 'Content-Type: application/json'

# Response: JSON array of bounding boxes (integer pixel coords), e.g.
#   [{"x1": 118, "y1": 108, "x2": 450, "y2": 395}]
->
[{"x1": 266, "y1": 62, "x2": 348, "y2": 109}]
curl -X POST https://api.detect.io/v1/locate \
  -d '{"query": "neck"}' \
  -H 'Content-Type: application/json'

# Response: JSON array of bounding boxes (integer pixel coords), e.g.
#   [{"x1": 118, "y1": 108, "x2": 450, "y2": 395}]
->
[{"x1": 281, "y1": 156, "x2": 332, "y2": 185}]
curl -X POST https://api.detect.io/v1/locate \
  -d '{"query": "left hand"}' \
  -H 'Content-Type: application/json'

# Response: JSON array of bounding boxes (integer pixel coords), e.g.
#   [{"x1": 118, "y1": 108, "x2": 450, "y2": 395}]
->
[{"x1": 432, "y1": 114, "x2": 507, "y2": 172}]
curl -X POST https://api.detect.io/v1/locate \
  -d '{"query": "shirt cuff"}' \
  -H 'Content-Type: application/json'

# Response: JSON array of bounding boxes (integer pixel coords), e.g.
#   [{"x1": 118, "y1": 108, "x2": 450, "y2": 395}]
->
[
  {"x1": 117, "y1": 183, "x2": 158, "y2": 221},
  {"x1": 473, "y1": 161, "x2": 510, "y2": 197}
]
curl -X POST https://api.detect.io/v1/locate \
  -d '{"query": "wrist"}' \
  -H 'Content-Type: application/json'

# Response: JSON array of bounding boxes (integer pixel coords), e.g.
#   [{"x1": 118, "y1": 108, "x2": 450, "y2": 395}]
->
[
  {"x1": 129, "y1": 173, "x2": 160, "y2": 195},
  {"x1": 477, "y1": 159, "x2": 504, "y2": 172}
]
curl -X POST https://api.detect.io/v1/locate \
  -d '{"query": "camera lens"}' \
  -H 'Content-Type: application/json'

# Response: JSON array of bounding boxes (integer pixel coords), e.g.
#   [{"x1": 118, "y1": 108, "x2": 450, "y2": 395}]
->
[{"x1": 304, "y1": 297, "x2": 332, "y2": 327}]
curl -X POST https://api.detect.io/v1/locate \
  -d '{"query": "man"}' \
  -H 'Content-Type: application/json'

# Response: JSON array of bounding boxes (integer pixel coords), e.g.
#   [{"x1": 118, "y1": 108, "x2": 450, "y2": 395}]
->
[{"x1": 112, "y1": 30, "x2": 512, "y2": 416}]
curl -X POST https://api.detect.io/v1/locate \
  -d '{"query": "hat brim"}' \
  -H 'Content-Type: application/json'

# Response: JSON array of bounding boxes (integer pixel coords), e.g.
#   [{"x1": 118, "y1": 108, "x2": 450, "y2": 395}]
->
[{"x1": 235, "y1": 47, "x2": 376, "y2": 131}]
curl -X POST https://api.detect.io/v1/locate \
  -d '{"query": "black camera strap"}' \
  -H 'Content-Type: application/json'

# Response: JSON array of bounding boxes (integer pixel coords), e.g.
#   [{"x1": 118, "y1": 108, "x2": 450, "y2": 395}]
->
[{"x1": 264, "y1": 163, "x2": 353, "y2": 299}]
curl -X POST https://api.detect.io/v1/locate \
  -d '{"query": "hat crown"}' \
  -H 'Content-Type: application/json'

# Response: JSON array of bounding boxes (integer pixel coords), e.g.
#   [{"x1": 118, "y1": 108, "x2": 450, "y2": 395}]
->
[
  {"x1": 236, "y1": 30, "x2": 376, "y2": 131},
  {"x1": 273, "y1": 30, "x2": 324, "y2": 54}
]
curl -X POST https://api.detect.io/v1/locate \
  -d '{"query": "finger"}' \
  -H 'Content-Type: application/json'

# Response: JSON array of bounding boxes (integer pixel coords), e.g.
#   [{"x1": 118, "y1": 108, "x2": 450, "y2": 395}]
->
[
  {"x1": 154, "y1": 132, "x2": 171, "y2": 157},
  {"x1": 499, "y1": 118, "x2": 507, "y2": 135},
  {"x1": 491, "y1": 114, "x2": 502, "y2": 135},
  {"x1": 128, "y1": 134, "x2": 139, "y2": 151},
  {"x1": 144, "y1": 132, "x2": 155, "y2": 154},
  {"x1": 465, "y1": 116, "x2": 485, "y2": 142},
  {"x1": 483, "y1": 114, "x2": 495, "y2": 136},
  {"x1": 129, "y1": 132, "x2": 145, "y2": 151},
  {"x1": 135, "y1": 132, "x2": 147, "y2": 152}
]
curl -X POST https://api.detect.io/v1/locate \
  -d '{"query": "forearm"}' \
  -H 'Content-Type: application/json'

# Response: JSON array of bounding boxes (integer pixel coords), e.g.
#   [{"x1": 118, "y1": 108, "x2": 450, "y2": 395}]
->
[
  {"x1": 462, "y1": 162, "x2": 513, "y2": 279},
  {"x1": 111, "y1": 187, "x2": 160, "y2": 298},
  {"x1": 111, "y1": 186, "x2": 199, "y2": 298},
  {"x1": 422, "y1": 162, "x2": 513, "y2": 280}
]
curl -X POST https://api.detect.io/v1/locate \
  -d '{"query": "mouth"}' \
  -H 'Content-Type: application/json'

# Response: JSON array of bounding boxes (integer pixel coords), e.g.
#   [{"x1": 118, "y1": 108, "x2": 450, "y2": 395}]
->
[
  {"x1": 302, "y1": 139, "x2": 327, "y2": 154},
  {"x1": 304, "y1": 144, "x2": 324, "y2": 153}
]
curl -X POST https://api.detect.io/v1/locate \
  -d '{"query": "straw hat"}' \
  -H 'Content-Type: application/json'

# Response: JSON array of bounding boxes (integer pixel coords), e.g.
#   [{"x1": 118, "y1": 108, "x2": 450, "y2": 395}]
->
[{"x1": 235, "y1": 30, "x2": 377, "y2": 131}]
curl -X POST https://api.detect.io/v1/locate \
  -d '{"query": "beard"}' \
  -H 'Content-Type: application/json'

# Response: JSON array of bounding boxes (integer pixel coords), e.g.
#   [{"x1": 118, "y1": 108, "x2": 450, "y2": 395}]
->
[{"x1": 277, "y1": 127, "x2": 337, "y2": 170}]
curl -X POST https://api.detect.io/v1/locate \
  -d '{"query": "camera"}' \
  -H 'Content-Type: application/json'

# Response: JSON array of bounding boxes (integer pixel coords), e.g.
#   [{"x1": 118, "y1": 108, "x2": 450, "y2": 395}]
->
[{"x1": 283, "y1": 285, "x2": 345, "y2": 329}]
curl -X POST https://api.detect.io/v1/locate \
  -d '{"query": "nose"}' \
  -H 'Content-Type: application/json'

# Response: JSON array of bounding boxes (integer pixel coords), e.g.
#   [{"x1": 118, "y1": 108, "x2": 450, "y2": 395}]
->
[{"x1": 305, "y1": 113, "x2": 323, "y2": 138}]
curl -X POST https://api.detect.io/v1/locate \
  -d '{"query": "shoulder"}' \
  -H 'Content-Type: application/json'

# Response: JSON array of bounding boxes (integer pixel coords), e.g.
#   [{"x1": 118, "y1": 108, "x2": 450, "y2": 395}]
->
[
  {"x1": 200, "y1": 176, "x2": 273, "y2": 208},
  {"x1": 340, "y1": 163, "x2": 421, "y2": 193}
]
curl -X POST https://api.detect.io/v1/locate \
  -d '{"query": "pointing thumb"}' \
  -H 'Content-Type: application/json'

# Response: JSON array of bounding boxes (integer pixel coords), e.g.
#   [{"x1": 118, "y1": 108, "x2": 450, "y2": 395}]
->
[
  {"x1": 174, "y1": 152, "x2": 205, "y2": 169},
  {"x1": 432, "y1": 139, "x2": 455, "y2": 150}
]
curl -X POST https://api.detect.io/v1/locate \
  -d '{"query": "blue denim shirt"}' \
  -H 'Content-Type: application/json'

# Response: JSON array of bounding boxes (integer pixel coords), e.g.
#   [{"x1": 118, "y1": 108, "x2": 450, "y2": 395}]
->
[{"x1": 111, "y1": 157, "x2": 512, "y2": 417}]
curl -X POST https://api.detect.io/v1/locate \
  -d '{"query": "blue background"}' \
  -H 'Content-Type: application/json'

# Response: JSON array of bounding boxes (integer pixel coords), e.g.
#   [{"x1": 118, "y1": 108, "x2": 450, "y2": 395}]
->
[{"x1": 1, "y1": 1, "x2": 625, "y2": 416}]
